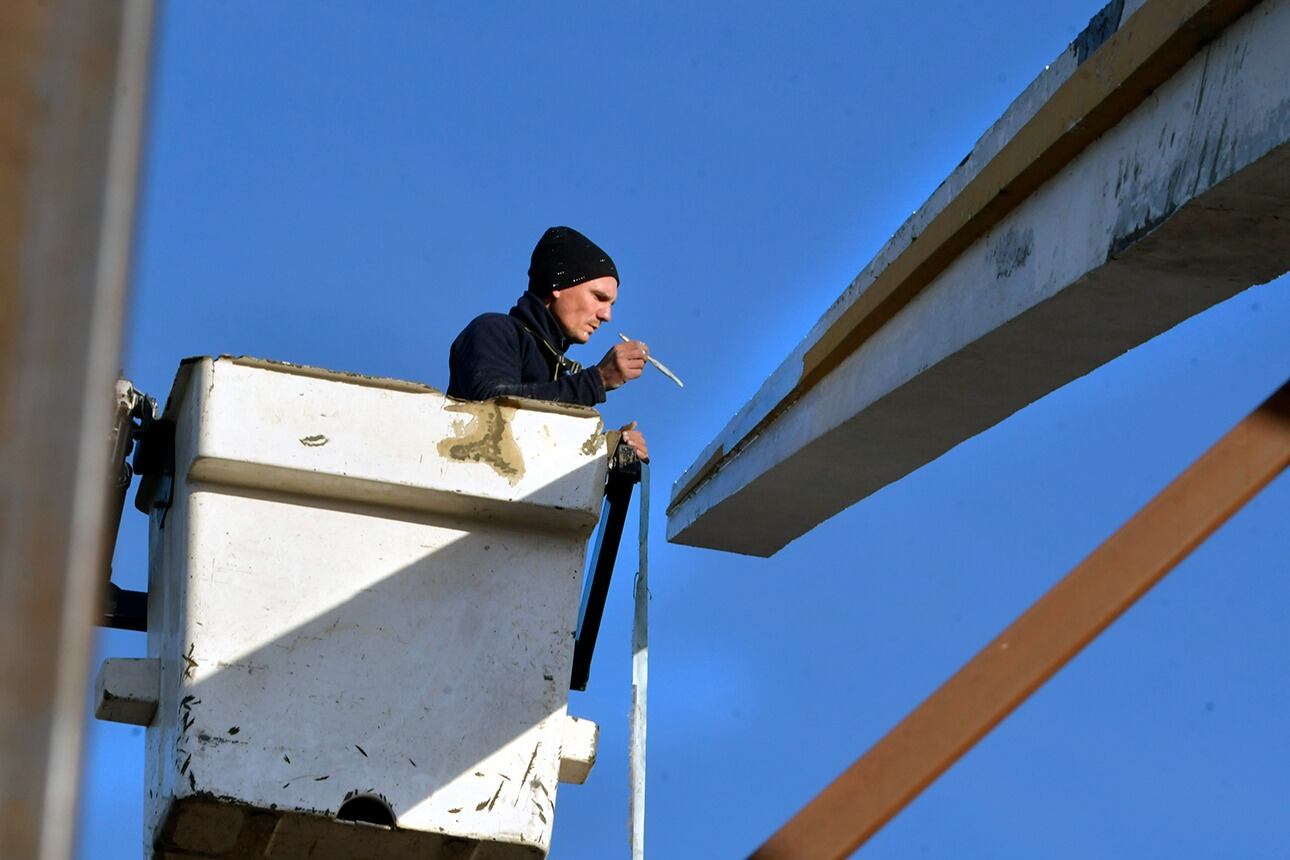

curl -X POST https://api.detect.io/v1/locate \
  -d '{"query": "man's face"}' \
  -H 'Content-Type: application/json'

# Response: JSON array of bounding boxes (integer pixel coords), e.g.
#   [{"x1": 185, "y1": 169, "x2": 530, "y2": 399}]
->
[{"x1": 547, "y1": 276, "x2": 618, "y2": 344}]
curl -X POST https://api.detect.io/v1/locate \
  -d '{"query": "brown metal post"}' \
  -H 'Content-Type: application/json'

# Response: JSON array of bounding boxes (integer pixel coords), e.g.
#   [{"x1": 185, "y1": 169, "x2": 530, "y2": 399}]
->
[
  {"x1": 752, "y1": 379, "x2": 1290, "y2": 860},
  {"x1": 0, "y1": 2, "x2": 154, "y2": 857}
]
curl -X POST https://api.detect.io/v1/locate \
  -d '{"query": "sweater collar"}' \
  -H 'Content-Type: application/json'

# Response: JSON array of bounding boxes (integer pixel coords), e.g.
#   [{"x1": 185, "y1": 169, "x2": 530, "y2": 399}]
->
[{"x1": 510, "y1": 290, "x2": 571, "y2": 353}]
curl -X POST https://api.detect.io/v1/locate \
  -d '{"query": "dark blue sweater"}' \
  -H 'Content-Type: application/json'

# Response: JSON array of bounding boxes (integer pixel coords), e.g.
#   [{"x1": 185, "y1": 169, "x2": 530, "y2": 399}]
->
[{"x1": 447, "y1": 291, "x2": 607, "y2": 406}]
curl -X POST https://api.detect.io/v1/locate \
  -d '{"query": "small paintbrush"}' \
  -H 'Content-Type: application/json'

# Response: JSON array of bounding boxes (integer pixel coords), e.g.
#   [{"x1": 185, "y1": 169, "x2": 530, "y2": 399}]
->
[{"x1": 618, "y1": 333, "x2": 684, "y2": 388}]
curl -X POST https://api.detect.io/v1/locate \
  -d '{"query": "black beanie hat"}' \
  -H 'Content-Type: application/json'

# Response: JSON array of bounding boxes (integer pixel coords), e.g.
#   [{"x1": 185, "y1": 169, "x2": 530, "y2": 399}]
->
[{"x1": 527, "y1": 226, "x2": 618, "y2": 297}]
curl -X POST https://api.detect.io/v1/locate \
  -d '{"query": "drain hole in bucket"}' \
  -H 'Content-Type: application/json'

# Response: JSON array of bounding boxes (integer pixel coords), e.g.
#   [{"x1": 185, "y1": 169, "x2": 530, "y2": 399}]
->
[{"x1": 336, "y1": 793, "x2": 396, "y2": 828}]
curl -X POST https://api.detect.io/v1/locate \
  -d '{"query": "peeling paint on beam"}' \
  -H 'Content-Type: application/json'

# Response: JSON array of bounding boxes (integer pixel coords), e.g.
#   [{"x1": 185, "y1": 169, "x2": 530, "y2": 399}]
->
[
  {"x1": 669, "y1": 0, "x2": 1290, "y2": 555},
  {"x1": 668, "y1": 0, "x2": 1261, "y2": 522}
]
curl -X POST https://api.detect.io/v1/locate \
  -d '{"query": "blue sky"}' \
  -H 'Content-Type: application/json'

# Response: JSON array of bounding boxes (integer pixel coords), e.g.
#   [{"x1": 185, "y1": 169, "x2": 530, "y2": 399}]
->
[{"x1": 82, "y1": 2, "x2": 1289, "y2": 857}]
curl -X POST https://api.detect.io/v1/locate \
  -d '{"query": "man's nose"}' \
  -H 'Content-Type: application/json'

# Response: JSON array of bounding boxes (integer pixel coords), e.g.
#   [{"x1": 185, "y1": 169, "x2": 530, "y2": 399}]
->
[{"x1": 599, "y1": 305, "x2": 612, "y2": 321}]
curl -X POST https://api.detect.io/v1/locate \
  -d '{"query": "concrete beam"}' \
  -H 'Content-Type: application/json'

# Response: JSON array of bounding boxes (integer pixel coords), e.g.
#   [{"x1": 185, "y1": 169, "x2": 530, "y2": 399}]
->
[
  {"x1": 0, "y1": 1, "x2": 153, "y2": 857},
  {"x1": 668, "y1": 0, "x2": 1290, "y2": 556}
]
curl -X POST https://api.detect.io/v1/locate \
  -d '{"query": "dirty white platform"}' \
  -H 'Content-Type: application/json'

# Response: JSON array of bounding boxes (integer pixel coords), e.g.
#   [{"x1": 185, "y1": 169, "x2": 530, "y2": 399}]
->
[{"x1": 108, "y1": 356, "x2": 608, "y2": 858}]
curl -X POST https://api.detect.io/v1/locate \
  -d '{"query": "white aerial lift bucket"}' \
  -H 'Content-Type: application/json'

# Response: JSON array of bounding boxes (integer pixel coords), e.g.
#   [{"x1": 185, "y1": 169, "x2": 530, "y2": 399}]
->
[{"x1": 94, "y1": 356, "x2": 609, "y2": 858}]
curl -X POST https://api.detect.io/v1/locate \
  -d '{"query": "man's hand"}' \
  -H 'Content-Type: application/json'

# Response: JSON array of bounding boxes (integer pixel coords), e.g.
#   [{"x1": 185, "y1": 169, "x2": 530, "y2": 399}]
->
[
  {"x1": 598, "y1": 340, "x2": 648, "y2": 390},
  {"x1": 620, "y1": 421, "x2": 649, "y2": 462}
]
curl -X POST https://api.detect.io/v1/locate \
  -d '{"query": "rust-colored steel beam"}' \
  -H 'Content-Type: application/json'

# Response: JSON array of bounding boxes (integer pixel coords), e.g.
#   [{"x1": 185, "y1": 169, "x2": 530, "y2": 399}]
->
[{"x1": 751, "y1": 379, "x2": 1290, "y2": 860}]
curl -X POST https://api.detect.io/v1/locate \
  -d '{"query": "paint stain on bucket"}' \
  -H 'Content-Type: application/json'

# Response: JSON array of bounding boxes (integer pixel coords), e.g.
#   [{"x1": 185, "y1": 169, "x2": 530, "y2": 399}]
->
[{"x1": 438, "y1": 401, "x2": 526, "y2": 484}]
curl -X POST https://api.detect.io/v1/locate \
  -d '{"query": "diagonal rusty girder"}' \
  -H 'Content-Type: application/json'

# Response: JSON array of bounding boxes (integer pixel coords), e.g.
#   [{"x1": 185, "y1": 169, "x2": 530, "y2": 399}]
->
[{"x1": 752, "y1": 378, "x2": 1290, "y2": 860}]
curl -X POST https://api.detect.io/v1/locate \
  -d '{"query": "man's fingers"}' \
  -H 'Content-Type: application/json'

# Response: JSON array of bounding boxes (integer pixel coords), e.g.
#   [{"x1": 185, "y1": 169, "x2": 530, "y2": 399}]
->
[
  {"x1": 617, "y1": 421, "x2": 648, "y2": 461},
  {"x1": 603, "y1": 342, "x2": 649, "y2": 388},
  {"x1": 618, "y1": 342, "x2": 648, "y2": 359},
  {"x1": 620, "y1": 355, "x2": 646, "y2": 376}
]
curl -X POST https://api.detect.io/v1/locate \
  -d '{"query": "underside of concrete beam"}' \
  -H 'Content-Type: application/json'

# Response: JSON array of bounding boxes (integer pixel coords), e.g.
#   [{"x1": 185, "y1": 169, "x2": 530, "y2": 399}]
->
[{"x1": 668, "y1": 0, "x2": 1290, "y2": 556}]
